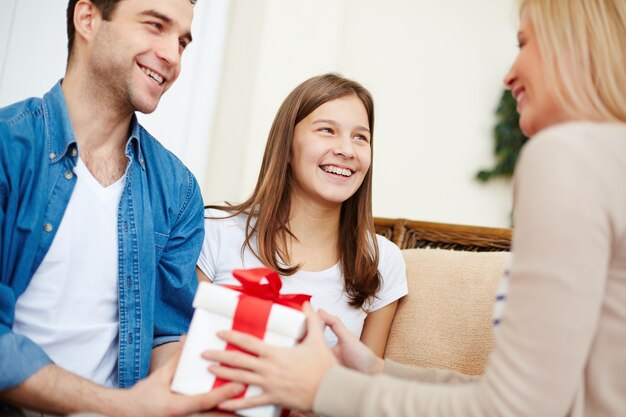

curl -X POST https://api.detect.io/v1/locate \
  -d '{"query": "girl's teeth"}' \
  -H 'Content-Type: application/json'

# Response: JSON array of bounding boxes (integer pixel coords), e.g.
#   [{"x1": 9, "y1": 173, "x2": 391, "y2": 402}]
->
[{"x1": 322, "y1": 166, "x2": 352, "y2": 177}]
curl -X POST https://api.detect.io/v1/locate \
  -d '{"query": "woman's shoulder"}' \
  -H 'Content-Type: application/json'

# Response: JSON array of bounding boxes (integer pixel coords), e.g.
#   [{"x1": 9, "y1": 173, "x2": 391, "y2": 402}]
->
[
  {"x1": 528, "y1": 122, "x2": 626, "y2": 153},
  {"x1": 535, "y1": 121, "x2": 626, "y2": 136},
  {"x1": 520, "y1": 122, "x2": 626, "y2": 175}
]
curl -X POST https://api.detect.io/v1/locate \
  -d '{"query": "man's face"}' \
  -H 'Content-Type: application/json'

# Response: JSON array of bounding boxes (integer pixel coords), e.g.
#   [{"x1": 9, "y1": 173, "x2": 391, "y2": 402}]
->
[{"x1": 89, "y1": 0, "x2": 194, "y2": 114}]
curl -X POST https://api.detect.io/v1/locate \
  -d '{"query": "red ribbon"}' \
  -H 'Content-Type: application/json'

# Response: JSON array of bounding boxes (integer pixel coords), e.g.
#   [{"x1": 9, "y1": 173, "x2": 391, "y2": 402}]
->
[
  {"x1": 224, "y1": 268, "x2": 312, "y2": 310},
  {"x1": 212, "y1": 268, "x2": 311, "y2": 401}
]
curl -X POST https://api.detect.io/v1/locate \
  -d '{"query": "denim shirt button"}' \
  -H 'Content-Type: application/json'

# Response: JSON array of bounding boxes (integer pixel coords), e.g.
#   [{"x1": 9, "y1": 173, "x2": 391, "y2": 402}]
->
[
  {"x1": 64, "y1": 171, "x2": 73, "y2": 180},
  {"x1": 48, "y1": 152, "x2": 56, "y2": 160},
  {"x1": 43, "y1": 223, "x2": 53, "y2": 233},
  {"x1": 128, "y1": 332, "x2": 133, "y2": 344},
  {"x1": 71, "y1": 148, "x2": 78, "y2": 157}
]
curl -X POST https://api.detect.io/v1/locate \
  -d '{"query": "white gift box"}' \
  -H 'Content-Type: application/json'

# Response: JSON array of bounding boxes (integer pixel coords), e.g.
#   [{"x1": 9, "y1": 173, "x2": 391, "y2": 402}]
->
[{"x1": 171, "y1": 281, "x2": 307, "y2": 417}]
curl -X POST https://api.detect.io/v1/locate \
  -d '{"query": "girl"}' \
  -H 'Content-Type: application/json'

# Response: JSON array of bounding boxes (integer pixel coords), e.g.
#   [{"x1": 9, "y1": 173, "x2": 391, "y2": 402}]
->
[{"x1": 197, "y1": 73, "x2": 408, "y2": 356}]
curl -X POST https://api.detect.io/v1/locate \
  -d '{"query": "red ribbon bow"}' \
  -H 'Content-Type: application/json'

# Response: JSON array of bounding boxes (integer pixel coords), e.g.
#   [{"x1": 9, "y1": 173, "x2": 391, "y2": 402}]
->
[
  {"x1": 212, "y1": 268, "x2": 311, "y2": 403},
  {"x1": 225, "y1": 267, "x2": 312, "y2": 310}
]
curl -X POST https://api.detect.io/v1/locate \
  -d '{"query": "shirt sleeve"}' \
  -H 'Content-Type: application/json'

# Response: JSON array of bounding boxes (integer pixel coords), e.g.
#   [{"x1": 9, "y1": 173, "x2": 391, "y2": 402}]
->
[
  {"x1": 368, "y1": 236, "x2": 408, "y2": 312},
  {"x1": 314, "y1": 126, "x2": 613, "y2": 417},
  {"x1": 152, "y1": 171, "x2": 204, "y2": 347},
  {"x1": 383, "y1": 360, "x2": 479, "y2": 384},
  {"x1": 197, "y1": 209, "x2": 223, "y2": 281},
  {"x1": 1, "y1": 277, "x2": 54, "y2": 391},
  {"x1": 0, "y1": 121, "x2": 54, "y2": 390}
]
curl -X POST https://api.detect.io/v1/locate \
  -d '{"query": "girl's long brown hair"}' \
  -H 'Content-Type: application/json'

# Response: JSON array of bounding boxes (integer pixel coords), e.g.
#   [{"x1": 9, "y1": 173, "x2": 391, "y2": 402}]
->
[{"x1": 208, "y1": 73, "x2": 380, "y2": 308}]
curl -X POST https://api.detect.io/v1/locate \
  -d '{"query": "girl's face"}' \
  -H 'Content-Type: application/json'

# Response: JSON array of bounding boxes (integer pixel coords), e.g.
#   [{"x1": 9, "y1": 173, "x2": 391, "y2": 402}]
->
[
  {"x1": 289, "y1": 94, "x2": 372, "y2": 210},
  {"x1": 503, "y1": 13, "x2": 571, "y2": 136}
]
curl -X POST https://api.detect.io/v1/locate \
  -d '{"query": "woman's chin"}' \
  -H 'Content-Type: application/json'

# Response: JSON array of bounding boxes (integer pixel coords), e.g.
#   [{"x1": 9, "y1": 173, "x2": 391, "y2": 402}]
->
[{"x1": 519, "y1": 116, "x2": 538, "y2": 137}]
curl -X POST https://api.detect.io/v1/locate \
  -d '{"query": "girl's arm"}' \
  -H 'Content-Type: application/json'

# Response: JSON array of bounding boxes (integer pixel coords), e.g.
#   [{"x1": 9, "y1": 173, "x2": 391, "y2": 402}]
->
[
  {"x1": 196, "y1": 266, "x2": 212, "y2": 283},
  {"x1": 359, "y1": 301, "x2": 399, "y2": 357}
]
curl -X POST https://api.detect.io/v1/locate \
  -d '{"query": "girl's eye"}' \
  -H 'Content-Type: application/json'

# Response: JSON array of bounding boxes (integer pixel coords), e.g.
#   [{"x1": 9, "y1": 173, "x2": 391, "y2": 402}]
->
[
  {"x1": 320, "y1": 127, "x2": 333, "y2": 134},
  {"x1": 354, "y1": 134, "x2": 369, "y2": 142},
  {"x1": 179, "y1": 40, "x2": 189, "y2": 51}
]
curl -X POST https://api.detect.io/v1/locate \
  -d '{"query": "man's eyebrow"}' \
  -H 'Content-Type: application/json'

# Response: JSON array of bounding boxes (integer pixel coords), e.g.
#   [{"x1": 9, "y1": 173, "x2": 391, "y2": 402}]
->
[
  {"x1": 139, "y1": 10, "x2": 193, "y2": 44},
  {"x1": 140, "y1": 10, "x2": 173, "y2": 24}
]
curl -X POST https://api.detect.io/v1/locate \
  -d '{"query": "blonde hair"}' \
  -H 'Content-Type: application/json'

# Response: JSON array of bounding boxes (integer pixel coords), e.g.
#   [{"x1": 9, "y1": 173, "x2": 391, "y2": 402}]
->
[{"x1": 520, "y1": 0, "x2": 626, "y2": 123}]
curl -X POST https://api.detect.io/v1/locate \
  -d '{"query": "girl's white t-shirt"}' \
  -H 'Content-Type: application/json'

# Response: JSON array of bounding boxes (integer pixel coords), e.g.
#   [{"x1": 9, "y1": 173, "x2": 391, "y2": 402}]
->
[{"x1": 197, "y1": 208, "x2": 408, "y2": 346}]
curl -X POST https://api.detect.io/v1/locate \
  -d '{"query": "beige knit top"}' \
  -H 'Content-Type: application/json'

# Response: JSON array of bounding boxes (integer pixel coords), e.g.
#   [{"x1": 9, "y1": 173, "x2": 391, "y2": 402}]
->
[{"x1": 314, "y1": 122, "x2": 626, "y2": 417}]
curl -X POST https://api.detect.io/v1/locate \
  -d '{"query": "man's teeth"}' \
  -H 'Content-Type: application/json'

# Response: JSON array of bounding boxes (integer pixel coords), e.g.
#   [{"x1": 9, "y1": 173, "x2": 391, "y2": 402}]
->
[
  {"x1": 141, "y1": 67, "x2": 164, "y2": 84},
  {"x1": 322, "y1": 166, "x2": 352, "y2": 177}
]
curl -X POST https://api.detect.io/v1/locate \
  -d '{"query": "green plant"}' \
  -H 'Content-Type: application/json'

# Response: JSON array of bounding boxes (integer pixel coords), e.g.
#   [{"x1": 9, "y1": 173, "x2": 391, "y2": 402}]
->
[{"x1": 476, "y1": 89, "x2": 528, "y2": 182}]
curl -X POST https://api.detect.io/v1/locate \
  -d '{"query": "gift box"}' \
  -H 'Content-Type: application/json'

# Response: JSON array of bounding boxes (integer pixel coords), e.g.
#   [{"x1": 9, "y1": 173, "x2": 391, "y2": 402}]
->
[{"x1": 171, "y1": 268, "x2": 311, "y2": 417}]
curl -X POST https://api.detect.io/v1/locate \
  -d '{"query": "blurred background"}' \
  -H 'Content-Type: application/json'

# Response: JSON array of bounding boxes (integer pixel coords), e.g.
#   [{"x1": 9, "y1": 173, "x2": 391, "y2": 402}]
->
[{"x1": 0, "y1": 0, "x2": 520, "y2": 227}]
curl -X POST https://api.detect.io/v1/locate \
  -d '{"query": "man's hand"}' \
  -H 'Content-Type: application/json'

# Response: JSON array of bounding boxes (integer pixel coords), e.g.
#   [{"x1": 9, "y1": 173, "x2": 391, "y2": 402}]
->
[{"x1": 116, "y1": 340, "x2": 244, "y2": 417}]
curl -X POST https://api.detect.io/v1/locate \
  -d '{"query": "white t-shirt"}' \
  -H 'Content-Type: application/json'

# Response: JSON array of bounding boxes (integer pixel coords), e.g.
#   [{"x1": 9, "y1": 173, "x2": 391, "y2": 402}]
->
[
  {"x1": 13, "y1": 158, "x2": 124, "y2": 387},
  {"x1": 197, "y1": 208, "x2": 408, "y2": 346}
]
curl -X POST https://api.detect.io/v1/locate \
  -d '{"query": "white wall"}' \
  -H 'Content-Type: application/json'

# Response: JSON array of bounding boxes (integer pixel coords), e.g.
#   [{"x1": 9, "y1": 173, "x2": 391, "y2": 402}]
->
[
  {"x1": 139, "y1": 0, "x2": 230, "y2": 178},
  {"x1": 204, "y1": 0, "x2": 519, "y2": 227},
  {"x1": 0, "y1": 0, "x2": 67, "y2": 105},
  {"x1": 1, "y1": 0, "x2": 520, "y2": 228},
  {"x1": 0, "y1": 0, "x2": 18, "y2": 93}
]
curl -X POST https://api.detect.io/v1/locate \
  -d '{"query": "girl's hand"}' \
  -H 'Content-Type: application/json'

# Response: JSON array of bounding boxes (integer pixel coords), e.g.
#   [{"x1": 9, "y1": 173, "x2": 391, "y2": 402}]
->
[
  {"x1": 319, "y1": 309, "x2": 384, "y2": 375},
  {"x1": 288, "y1": 411, "x2": 320, "y2": 417}
]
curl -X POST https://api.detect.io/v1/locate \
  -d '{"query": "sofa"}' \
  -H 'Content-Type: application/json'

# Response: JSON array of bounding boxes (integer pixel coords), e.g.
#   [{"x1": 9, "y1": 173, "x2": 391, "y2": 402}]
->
[{"x1": 374, "y1": 218, "x2": 512, "y2": 376}]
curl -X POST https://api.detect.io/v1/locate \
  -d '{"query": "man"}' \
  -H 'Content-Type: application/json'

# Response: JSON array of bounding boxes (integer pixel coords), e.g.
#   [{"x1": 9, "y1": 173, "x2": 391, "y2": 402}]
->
[{"x1": 0, "y1": 0, "x2": 242, "y2": 415}]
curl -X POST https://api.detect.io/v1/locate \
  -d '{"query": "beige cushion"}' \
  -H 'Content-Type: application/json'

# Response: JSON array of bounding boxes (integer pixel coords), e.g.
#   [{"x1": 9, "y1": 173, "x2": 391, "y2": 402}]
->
[{"x1": 385, "y1": 248, "x2": 509, "y2": 375}]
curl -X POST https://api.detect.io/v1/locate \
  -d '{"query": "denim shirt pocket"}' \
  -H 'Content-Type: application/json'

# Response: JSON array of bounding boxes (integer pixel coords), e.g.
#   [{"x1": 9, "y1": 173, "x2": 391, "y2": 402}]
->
[{"x1": 154, "y1": 231, "x2": 170, "y2": 256}]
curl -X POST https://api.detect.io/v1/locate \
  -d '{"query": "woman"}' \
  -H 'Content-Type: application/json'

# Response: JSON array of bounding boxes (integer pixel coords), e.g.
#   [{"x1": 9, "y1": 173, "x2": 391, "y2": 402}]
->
[
  {"x1": 203, "y1": 1, "x2": 626, "y2": 416},
  {"x1": 197, "y1": 73, "x2": 408, "y2": 356}
]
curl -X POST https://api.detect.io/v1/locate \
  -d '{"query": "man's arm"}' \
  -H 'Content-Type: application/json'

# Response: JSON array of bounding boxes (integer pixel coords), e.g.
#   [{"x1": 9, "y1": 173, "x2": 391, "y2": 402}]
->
[
  {"x1": 153, "y1": 171, "x2": 204, "y2": 349},
  {"x1": 0, "y1": 364, "x2": 122, "y2": 416},
  {"x1": 0, "y1": 344, "x2": 244, "y2": 417}
]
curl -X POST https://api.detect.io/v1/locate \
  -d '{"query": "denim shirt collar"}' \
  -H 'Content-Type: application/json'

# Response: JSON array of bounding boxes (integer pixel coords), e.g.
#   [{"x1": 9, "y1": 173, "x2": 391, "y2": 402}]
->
[
  {"x1": 42, "y1": 80, "x2": 146, "y2": 170},
  {"x1": 42, "y1": 80, "x2": 76, "y2": 164},
  {"x1": 128, "y1": 115, "x2": 146, "y2": 170}
]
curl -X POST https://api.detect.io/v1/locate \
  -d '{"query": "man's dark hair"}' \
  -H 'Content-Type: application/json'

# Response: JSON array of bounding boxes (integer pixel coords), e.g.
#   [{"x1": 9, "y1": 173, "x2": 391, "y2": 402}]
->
[
  {"x1": 66, "y1": 0, "x2": 197, "y2": 58},
  {"x1": 67, "y1": 0, "x2": 119, "y2": 58}
]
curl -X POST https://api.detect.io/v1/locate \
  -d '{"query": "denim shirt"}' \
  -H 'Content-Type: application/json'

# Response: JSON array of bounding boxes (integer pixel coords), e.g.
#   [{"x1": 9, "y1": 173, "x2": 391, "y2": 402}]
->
[{"x1": 0, "y1": 81, "x2": 203, "y2": 390}]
